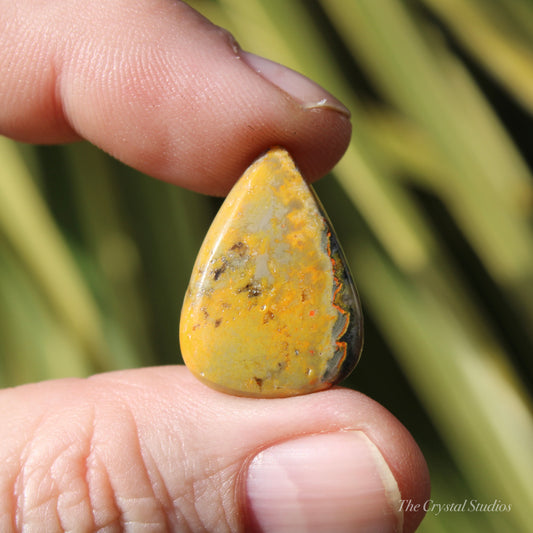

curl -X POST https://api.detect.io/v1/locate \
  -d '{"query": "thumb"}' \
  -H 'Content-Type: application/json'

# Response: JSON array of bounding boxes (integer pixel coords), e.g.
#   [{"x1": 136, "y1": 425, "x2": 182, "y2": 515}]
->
[
  {"x1": 1, "y1": 367, "x2": 429, "y2": 532},
  {"x1": 0, "y1": 0, "x2": 351, "y2": 195}
]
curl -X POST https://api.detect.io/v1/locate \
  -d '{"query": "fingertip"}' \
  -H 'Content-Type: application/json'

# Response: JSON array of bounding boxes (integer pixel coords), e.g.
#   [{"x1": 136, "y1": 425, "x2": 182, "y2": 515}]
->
[
  {"x1": 0, "y1": 0, "x2": 351, "y2": 193},
  {"x1": 334, "y1": 389, "x2": 431, "y2": 533},
  {"x1": 160, "y1": 376, "x2": 429, "y2": 532},
  {"x1": 192, "y1": 108, "x2": 351, "y2": 197},
  {"x1": 244, "y1": 431, "x2": 403, "y2": 533}
]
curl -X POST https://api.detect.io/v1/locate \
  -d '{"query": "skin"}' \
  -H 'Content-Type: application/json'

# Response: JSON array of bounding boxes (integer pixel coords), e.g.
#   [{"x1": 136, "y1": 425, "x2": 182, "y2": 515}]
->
[
  {"x1": 1, "y1": 0, "x2": 350, "y2": 195},
  {"x1": 0, "y1": 1, "x2": 430, "y2": 531}
]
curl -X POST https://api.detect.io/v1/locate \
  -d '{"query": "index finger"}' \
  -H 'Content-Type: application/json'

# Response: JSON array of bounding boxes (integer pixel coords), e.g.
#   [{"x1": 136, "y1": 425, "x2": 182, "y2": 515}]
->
[{"x1": 0, "y1": 0, "x2": 351, "y2": 195}]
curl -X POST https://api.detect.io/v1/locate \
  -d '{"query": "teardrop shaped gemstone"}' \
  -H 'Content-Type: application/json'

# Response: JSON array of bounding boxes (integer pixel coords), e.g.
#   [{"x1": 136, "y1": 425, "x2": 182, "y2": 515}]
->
[{"x1": 179, "y1": 147, "x2": 363, "y2": 397}]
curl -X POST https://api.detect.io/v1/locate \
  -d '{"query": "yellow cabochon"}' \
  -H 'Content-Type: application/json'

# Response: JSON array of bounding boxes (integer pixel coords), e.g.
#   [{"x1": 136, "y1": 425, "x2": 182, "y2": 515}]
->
[{"x1": 179, "y1": 147, "x2": 362, "y2": 397}]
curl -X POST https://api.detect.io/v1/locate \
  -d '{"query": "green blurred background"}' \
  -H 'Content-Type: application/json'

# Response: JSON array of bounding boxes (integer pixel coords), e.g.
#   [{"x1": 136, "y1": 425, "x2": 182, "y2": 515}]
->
[{"x1": 1, "y1": 0, "x2": 533, "y2": 530}]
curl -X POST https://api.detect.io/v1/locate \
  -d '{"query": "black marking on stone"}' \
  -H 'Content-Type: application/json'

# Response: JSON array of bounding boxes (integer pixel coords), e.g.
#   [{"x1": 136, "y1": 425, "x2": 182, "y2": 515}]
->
[
  {"x1": 238, "y1": 281, "x2": 262, "y2": 298},
  {"x1": 214, "y1": 318, "x2": 222, "y2": 327},
  {"x1": 213, "y1": 262, "x2": 227, "y2": 281},
  {"x1": 254, "y1": 377, "x2": 263, "y2": 388},
  {"x1": 230, "y1": 241, "x2": 248, "y2": 256}
]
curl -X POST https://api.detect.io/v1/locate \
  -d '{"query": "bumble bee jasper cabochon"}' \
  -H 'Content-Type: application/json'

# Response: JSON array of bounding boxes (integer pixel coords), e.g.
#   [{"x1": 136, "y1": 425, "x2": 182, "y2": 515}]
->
[{"x1": 179, "y1": 147, "x2": 363, "y2": 397}]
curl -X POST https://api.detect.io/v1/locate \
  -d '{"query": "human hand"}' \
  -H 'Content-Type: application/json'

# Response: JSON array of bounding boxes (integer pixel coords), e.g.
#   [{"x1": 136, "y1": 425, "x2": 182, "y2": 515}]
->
[{"x1": 0, "y1": 1, "x2": 430, "y2": 531}]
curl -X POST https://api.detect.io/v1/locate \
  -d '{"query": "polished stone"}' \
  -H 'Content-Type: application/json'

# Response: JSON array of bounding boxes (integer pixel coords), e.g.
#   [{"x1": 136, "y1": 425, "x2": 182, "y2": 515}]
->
[{"x1": 179, "y1": 147, "x2": 363, "y2": 397}]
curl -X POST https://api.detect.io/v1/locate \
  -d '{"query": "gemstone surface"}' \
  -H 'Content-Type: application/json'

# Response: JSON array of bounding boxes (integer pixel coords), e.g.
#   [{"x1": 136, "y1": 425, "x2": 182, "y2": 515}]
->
[{"x1": 179, "y1": 147, "x2": 363, "y2": 397}]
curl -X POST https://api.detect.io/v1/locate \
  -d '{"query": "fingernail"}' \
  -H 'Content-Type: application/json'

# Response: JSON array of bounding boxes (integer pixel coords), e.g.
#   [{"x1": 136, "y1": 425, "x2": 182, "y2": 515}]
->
[
  {"x1": 240, "y1": 52, "x2": 351, "y2": 118},
  {"x1": 246, "y1": 431, "x2": 403, "y2": 533}
]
